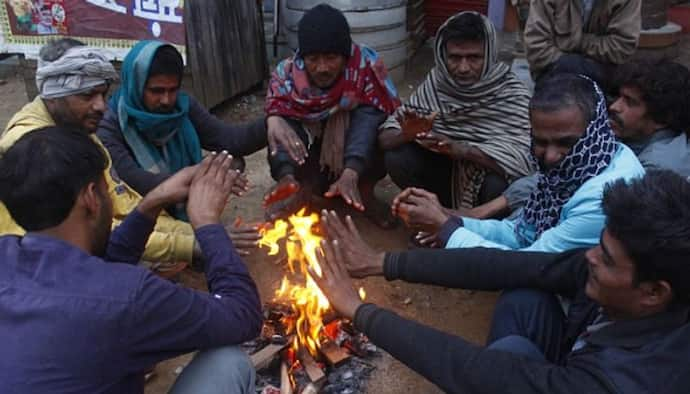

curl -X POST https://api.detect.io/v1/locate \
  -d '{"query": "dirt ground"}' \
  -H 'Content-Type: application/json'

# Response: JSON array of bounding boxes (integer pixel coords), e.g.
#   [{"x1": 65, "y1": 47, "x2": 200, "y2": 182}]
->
[{"x1": 1, "y1": 32, "x2": 689, "y2": 394}]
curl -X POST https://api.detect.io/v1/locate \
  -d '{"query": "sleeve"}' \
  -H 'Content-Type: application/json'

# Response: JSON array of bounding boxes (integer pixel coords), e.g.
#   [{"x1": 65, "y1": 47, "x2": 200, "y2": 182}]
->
[
  {"x1": 111, "y1": 214, "x2": 196, "y2": 263},
  {"x1": 580, "y1": 0, "x2": 641, "y2": 64},
  {"x1": 123, "y1": 224, "x2": 262, "y2": 372},
  {"x1": 97, "y1": 108, "x2": 170, "y2": 196},
  {"x1": 354, "y1": 304, "x2": 615, "y2": 394},
  {"x1": 105, "y1": 208, "x2": 156, "y2": 264},
  {"x1": 384, "y1": 247, "x2": 586, "y2": 296},
  {"x1": 446, "y1": 218, "x2": 522, "y2": 250},
  {"x1": 189, "y1": 97, "x2": 268, "y2": 157},
  {"x1": 344, "y1": 106, "x2": 386, "y2": 174},
  {"x1": 503, "y1": 174, "x2": 539, "y2": 212},
  {"x1": 524, "y1": 0, "x2": 565, "y2": 75},
  {"x1": 519, "y1": 194, "x2": 606, "y2": 252}
]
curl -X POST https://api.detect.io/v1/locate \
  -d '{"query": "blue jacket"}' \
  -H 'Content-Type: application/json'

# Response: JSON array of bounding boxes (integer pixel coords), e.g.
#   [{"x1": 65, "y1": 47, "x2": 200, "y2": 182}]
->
[
  {"x1": 446, "y1": 143, "x2": 644, "y2": 252},
  {"x1": 0, "y1": 210, "x2": 261, "y2": 394}
]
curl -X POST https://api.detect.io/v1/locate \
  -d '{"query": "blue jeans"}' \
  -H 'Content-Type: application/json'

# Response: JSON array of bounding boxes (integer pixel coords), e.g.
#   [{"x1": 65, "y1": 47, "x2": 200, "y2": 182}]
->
[
  {"x1": 486, "y1": 289, "x2": 566, "y2": 363},
  {"x1": 169, "y1": 346, "x2": 255, "y2": 394}
]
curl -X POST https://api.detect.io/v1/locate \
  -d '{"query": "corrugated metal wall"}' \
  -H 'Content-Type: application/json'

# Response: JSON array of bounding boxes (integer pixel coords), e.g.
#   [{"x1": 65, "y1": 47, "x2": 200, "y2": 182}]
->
[{"x1": 185, "y1": 0, "x2": 268, "y2": 108}]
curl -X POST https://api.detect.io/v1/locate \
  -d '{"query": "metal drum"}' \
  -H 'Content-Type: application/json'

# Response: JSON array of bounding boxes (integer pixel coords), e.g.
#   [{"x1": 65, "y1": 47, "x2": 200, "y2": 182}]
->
[{"x1": 284, "y1": 0, "x2": 408, "y2": 81}]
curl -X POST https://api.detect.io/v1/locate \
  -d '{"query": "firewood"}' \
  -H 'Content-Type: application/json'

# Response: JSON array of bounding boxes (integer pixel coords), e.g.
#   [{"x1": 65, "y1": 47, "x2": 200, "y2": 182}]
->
[
  {"x1": 251, "y1": 343, "x2": 288, "y2": 370},
  {"x1": 320, "y1": 340, "x2": 350, "y2": 366},
  {"x1": 280, "y1": 362, "x2": 293, "y2": 394},
  {"x1": 297, "y1": 348, "x2": 325, "y2": 385}
]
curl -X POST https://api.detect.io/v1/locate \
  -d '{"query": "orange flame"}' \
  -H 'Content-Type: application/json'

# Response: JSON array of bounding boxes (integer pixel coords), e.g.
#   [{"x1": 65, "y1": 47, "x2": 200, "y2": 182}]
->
[{"x1": 259, "y1": 208, "x2": 331, "y2": 356}]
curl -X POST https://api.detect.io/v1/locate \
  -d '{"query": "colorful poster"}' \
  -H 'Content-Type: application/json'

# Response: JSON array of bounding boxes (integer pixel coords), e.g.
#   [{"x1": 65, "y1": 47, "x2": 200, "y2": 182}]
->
[{"x1": 0, "y1": 0, "x2": 185, "y2": 60}]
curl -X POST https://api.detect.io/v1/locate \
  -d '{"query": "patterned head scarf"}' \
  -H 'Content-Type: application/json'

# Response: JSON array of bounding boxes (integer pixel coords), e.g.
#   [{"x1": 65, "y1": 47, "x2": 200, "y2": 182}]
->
[
  {"x1": 518, "y1": 77, "x2": 617, "y2": 237},
  {"x1": 36, "y1": 46, "x2": 118, "y2": 99}
]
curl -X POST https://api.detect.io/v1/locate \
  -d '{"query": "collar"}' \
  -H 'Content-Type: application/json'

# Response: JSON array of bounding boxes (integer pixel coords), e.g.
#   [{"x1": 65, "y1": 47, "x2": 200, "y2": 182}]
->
[
  {"x1": 586, "y1": 304, "x2": 690, "y2": 348},
  {"x1": 625, "y1": 128, "x2": 679, "y2": 155}
]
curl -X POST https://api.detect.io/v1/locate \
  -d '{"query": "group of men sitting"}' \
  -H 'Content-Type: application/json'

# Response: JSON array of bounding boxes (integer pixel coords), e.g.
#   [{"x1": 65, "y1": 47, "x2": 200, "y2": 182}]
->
[{"x1": 1, "y1": 1, "x2": 689, "y2": 393}]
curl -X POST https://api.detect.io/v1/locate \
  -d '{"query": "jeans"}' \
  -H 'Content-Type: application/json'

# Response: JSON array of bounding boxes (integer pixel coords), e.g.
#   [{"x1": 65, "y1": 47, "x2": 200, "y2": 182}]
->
[
  {"x1": 169, "y1": 346, "x2": 255, "y2": 394},
  {"x1": 486, "y1": 289, "x2": 567, "y2": 363}
]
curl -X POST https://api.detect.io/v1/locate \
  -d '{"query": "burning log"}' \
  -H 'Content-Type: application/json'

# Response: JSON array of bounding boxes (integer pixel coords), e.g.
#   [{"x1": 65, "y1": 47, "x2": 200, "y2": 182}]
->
[
  {"x1": 297, "y1": 348, "x2": 326, "y2": 386},
  {"x1": 280, "y1": 362, "x2": 293, "y2": 394},
  {"x1": 319, "y1": 340, "x2": 350, "y2": 367},
  {"x1": 251, "y1": 343, "x2": 289, "y2": 371}
]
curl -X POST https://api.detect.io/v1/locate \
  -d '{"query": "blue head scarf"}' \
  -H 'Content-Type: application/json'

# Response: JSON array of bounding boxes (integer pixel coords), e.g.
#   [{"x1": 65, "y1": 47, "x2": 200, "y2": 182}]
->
[
  {"x1": 518, "y1": 77, "x2": 617, "y2": 238},
  {"x1": 110, "y1": 40, "x2": 201, "y2": 178}
]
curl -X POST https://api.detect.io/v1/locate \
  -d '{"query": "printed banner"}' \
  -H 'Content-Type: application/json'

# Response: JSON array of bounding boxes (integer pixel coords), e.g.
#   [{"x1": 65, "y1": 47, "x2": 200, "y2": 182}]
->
[{"x1": 0, "y1": 0, "x2": 185, "y2": 60}]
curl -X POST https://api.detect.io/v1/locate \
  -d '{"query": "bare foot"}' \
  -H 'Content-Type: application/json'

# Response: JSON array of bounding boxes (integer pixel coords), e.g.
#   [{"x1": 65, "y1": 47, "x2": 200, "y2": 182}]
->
[{"x1": 263, "y1": 175, "x2": 300, "y2": 208}]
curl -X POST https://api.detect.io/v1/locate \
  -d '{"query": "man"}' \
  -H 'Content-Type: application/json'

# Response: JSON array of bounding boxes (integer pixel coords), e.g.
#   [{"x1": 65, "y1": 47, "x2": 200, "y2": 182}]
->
[
  {"x1": 98, "y1": 40, "x2": 267, "y2": 223},
  {"x1": 524, "y1": 0, "x2": 640, "y2": 86},
  {"x1": 443, "y1": 59, "x2": 690, "y2": 223},
  {"x1": 0, "y1": 128, "x2": 261, "y2": 393},
  {"x1": 380, "y1": 12, "x2": 534, "y2": 209},
  {"x1": 393, "y1": 73, "x2": 644, "y2": 252},
  {"x1": 0, "y1": 39, "x2": 254, "y2": 268},
  {"x1": 262, "y1": 4, "x2": 400, "y2": 227},
  {"x1": 313, "y1": 170, "x2": 690, "y2": 393}
]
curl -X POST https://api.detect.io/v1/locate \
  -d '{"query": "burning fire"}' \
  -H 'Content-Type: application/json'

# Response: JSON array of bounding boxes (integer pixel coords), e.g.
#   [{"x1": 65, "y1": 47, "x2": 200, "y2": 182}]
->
[{"x1": 259, "y1": 208, "x2": 364, "y2": 357}]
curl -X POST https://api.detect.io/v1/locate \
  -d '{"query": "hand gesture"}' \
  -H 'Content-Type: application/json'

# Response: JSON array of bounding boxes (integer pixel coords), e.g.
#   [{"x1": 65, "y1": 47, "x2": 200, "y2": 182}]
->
[
  {"x1": 267, "y1": 116, "x2": 308, "y2": 165},
  {"x1": 226, "y1": 217, "x2": 261, "y2": 256},
  {"x1": 415, "y1": 132, "x2": 467, "y2": 159},
  {"x1": 187, "y1": 152, "x2": 239, "y2": 229},
  {"x1": 320, "y1": 210, "x2": 385, "y2": 278},
  {"x1": 398, "y1": 109, "x2": 438, "y2": 141},
  {"x1": 391, "y1": 187, "x2": 450, "y2": 233},
  {"x1": 324, "y1": 168, "x2": 364, "y2": 211},
  {"x1": 312, "y1": 239, "x2": 365, "y2": 320}
]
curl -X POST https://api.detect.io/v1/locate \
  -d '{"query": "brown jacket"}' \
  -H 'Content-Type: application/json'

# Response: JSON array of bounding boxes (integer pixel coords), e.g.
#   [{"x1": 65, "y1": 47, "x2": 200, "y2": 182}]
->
[{"x1": 524, "y1": 0, "x2": 641, "y2": 76}]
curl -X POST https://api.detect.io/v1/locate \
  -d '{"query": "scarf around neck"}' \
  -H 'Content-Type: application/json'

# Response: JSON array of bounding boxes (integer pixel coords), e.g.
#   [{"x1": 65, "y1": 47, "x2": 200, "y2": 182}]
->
[
  {"x1": 518, "y1": 78, "x2": 617, "y2": 238},
  {"x1": 265, "y1": 43, "x2": 400, "y2": 175},
  {"x1": 110, "y1": 40, "x2": 201, "y2": 178}
]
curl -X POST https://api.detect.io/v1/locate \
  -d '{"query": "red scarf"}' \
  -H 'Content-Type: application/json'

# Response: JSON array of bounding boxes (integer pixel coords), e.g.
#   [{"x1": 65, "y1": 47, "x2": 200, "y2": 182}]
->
[{"x1": 266, "y1": 44, "x2": 400, "y2": 120}]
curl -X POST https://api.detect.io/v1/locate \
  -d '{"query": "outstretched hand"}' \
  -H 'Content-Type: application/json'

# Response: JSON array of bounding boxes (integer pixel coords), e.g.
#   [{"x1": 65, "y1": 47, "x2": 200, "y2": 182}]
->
[
  {"x1": 138, "y1": 162, "x2": 199, "y2": 219},
  {"x1": 324, "y1": 168, "x2": 364, "y2": 211},
  {"x1": 312, "y1": 239, "x2": 364, "y2": 320},
  {"x1": 397, "y1": 109, "x2": 438, "y2": 141},
  {"x1": 320, "y1": 210, "x2": 385, "y2": 278},
  {"x1": 391, "y1": 187, "x2": 450, "y2": 233},
  {"x1": 267, "y1": 116, "x2": 308, "y2": 165},
  {"x1": 187, "y1": 151, "x2": 240, "y2": 229}
]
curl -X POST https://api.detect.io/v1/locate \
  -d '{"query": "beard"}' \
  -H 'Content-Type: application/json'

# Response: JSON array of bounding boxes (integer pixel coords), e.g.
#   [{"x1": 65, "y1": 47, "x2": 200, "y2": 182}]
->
[{"x1": 91, "y1": 191, "x2": 113, "y2": 257}]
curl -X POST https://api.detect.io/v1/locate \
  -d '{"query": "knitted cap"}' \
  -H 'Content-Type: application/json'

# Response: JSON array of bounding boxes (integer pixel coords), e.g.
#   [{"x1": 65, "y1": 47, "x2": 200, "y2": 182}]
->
[{"x1": 298, "y1": 4, "x2": 352, "y2": 57}]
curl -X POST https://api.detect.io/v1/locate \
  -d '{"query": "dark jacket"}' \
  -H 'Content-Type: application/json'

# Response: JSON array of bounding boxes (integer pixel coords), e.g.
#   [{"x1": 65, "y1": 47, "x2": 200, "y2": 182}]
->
[
  {"x1": 354, "y1": 247, "x2": 690, "y2": 394},
  {"x1": 268, "y1": 105, "x2": 386, "y2": 180},
  {"x1": 0, "y1": 210, "x2": 261, "y2": 394},
  {"x1": 97, "y1": 95, "x2": 268, "y2": 196}
]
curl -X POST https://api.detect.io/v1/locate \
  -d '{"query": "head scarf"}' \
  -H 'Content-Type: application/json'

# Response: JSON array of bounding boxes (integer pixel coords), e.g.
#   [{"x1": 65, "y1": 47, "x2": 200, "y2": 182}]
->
[
  {"x1": 265, "y1": 43, "x2": 400, "y2": 176},
  {"x1": 518, "y1": 77, "x2": 617, "y2": 237},
  {"x1": 380, "y1": 11, "x2": 534, "y2": 208},
  {"x1": 36, "y1": 46, "x2": 118, "y2": 99},
  {"x1": 109, "y1": 40, "x2": 201, "y2": 178}
]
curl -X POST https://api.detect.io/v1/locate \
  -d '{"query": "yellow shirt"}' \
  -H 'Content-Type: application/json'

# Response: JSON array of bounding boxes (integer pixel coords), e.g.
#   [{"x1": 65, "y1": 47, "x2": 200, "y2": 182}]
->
[{"x1": 0, "y1": 97, "x2": 195, "y2": 262}]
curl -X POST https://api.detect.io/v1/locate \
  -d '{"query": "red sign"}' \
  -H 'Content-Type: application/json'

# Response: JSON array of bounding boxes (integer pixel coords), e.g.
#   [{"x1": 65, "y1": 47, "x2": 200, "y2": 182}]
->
[{"x1": 3, "y1": 0, "x2": 185, "y2": 46}]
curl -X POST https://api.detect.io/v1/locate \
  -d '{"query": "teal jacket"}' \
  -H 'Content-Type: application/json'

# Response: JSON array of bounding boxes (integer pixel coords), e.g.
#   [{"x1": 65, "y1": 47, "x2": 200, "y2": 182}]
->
[{"x1": 446, "y1": 144, "x2": 644, "y2": 252}]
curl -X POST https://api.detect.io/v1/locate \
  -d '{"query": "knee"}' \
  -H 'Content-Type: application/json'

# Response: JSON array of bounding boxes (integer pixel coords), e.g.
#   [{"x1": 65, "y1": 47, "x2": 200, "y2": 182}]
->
[
  {"x1": 494, "y1": 289, "x2": 558, "y2": 316},
  {"x1": 487, "y1": 335, "x2": 545, "y2": 360},
  {"x1": 478, "y1": 173, "x2": 509, "y2": 204},
  {"x1": 171, "y1": 346, "x2": 255, "y2": 394},
  {"x1": 384, "y1": 143, "x2": 420, "y2": 182}
]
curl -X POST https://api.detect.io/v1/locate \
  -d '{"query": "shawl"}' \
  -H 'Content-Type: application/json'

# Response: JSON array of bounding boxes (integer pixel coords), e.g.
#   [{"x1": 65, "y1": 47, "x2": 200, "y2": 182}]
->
[
  {"x1": 518, "y1": 78, "x2": 617, "y2": 237},
  {"x1": 109, "y1": 40, "x2": 201, "y2": 179},
  {"x1": 109, "y1": 40, "x2": 200, "y2": 221},
  {"x1": 265, "y1": 44, "x2": 400, "y2": 176},
  {"x1": 381, "y1": 11, "x2": 534, "y2": 208},
  {"x1": 36, "y1": 46, "x2": 118, "y2": 99}
]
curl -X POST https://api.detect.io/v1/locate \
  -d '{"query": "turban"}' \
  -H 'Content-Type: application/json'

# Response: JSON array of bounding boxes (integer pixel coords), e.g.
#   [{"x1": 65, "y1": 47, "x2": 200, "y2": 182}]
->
[{"x1": 36, "y1": 46, "x2": 118, "y2": 99}]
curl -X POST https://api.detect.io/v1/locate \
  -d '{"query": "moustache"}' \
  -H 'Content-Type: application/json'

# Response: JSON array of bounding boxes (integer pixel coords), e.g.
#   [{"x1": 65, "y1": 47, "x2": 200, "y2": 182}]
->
[{"x1": 609, "y1": 113, "x2": 624, "y2": 129}]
